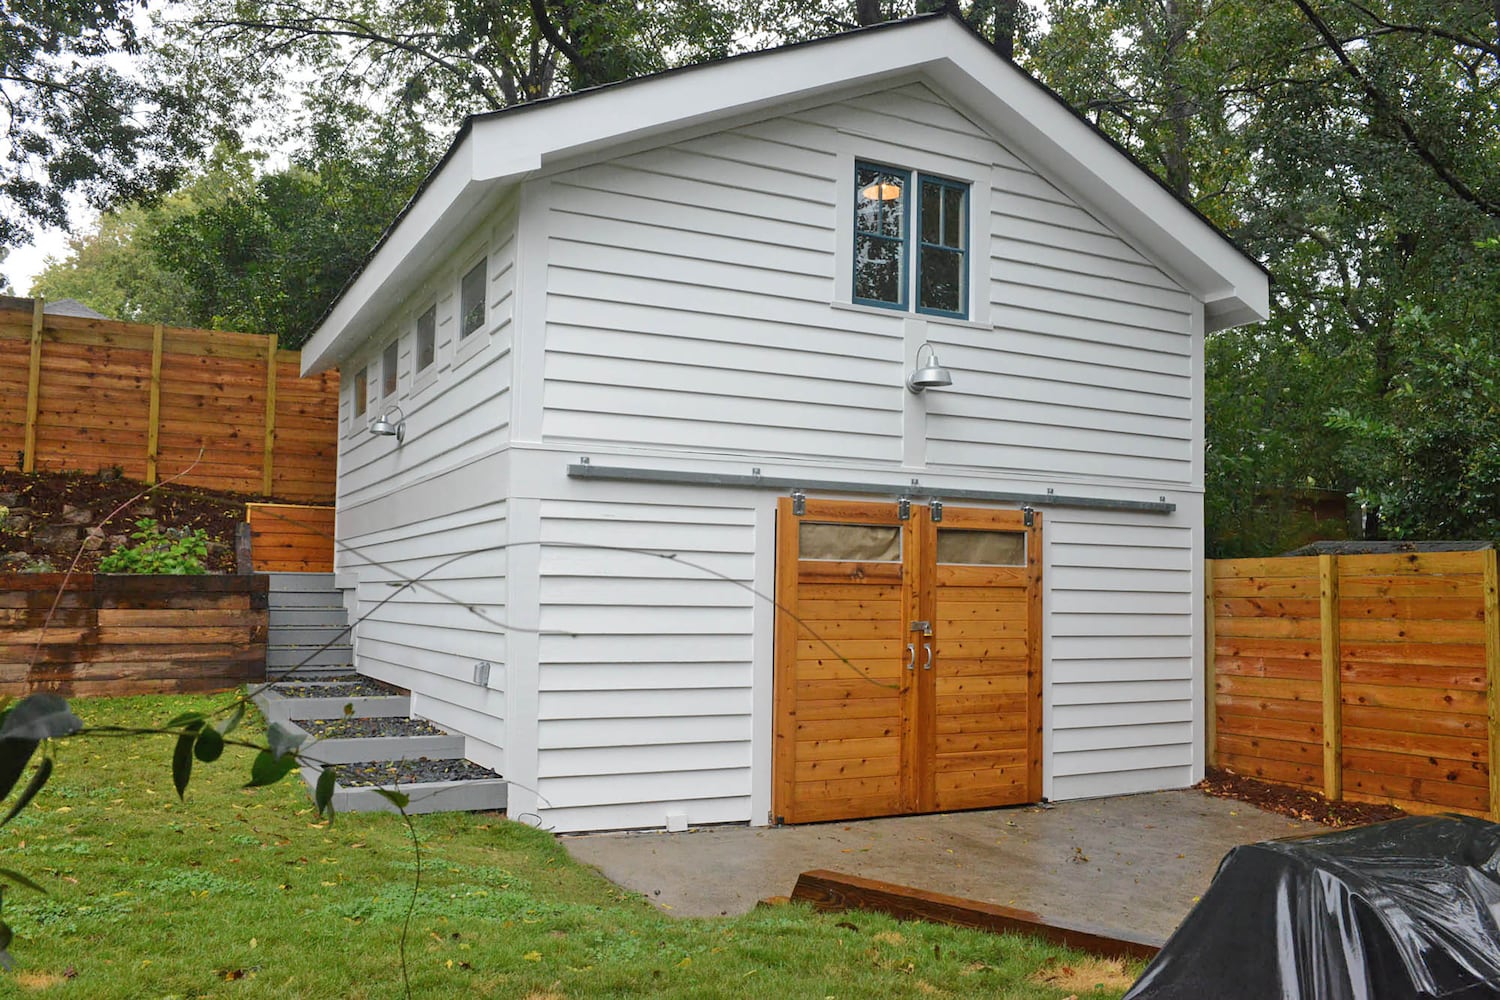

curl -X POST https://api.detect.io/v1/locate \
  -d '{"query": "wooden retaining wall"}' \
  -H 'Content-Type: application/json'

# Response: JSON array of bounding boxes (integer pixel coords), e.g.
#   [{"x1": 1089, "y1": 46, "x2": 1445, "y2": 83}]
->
[
  {"x1": 0, "y1": 574, "x2": 268, "y2": 697},
  {"x1": 247, "y1": 503, "x2": 335, "y2": 572},
  {"x1": 0, "y1": 301, "x2": 338, "y2": 501},
  {"x1": 1208, "y1": 550, "x2": 1499, "y2": 817}
]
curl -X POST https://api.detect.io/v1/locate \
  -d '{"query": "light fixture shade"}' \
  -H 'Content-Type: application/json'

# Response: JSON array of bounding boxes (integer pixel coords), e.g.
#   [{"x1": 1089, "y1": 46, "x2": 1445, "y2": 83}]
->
[
  {"x1": 369, "y1": 405, "x2": 406, "y2": 443},
  {"x1": 907, "y1": 342, "x2": 954, "y2": 393}
]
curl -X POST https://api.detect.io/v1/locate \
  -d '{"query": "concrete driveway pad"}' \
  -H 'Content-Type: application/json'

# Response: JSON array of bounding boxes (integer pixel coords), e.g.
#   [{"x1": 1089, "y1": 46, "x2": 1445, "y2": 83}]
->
[{"x1": 561, "y1": 789, "x2": 1324, "y2": 945}]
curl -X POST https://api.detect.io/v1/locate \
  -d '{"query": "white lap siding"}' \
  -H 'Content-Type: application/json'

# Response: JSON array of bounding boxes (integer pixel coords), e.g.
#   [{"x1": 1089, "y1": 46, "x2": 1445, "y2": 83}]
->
[
  {"x1": 1046, "y1": 509, "x2": 1201, "y2": 799},
  {"x1": 340, "y1": 480, "x2": 509, "y2": 769},
  {"x1": 533, "y1": 497, "x2": 757, "y2": 832},
  {"x1": 333, "y1": 199, "x2": 518, "y2": 769}
]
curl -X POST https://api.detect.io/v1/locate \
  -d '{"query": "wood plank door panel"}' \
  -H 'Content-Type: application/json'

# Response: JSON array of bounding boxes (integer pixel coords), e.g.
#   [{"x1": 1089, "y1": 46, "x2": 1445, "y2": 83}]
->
[
  {"x1": 774, "y1": 499, "x2": 1041, "y2": 824},
  {"x1": 774, "y1": 498, "x2": 915, "y2": 824},
  {"x1": 928, "y1": 508, "x2": 1042, "y2": 810}
]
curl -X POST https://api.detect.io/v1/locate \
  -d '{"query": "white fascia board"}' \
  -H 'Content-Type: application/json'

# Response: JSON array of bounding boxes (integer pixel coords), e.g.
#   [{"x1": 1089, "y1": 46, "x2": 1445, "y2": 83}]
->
[
  {"x1": 468, "y1": 25, "x2": 954, "y2": 181},
  {"x1": 300, "y1": 134, "x2": 536, "y2": 375},
  {"x1": 923, "y1": 41, "x2": 1268, "y2": 332}
]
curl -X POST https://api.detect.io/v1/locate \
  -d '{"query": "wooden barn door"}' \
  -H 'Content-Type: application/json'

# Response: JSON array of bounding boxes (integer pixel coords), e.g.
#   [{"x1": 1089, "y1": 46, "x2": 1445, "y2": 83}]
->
[
  {"x1": 773, "y1": 498, "x2": 1041, "y2": 824},
  {"x1": 923, "y1": 506, "x2": 1042, "y2": 812}
]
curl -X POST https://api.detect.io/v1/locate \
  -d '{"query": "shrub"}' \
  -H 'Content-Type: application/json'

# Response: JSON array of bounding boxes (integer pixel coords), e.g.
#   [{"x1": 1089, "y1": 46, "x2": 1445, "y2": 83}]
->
[{"x1": 97, "y1": 517, "x2": 210, "y2": 574}]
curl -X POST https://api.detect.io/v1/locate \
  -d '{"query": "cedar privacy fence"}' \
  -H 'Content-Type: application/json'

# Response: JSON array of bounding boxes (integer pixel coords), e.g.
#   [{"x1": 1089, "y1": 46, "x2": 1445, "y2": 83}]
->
[
  {"x1": 1208, "y1": 550, "x2": 1500, "y2": 818},
  {"x1": 0, "y1": 300, "x2": 338, "y2": 501}
]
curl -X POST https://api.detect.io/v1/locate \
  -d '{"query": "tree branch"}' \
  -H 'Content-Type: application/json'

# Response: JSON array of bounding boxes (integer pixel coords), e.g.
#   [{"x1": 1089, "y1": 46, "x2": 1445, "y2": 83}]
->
[
  {"x1": 1290, "y1": 0, "x2": 1500, "y2": 220},
  {"x1": 527, "y1": 0, "x2": 592, "y2": 86}
]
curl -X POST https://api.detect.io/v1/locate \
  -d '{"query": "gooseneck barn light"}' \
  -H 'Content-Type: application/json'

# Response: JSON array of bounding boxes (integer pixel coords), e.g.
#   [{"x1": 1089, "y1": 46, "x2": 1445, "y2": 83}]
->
[
  {"x1": 907, "y1": 341, "x2": 954, "y2": 394},
  {"x1": 370, "y1": 404, "x2": 406, "y2": 444}
]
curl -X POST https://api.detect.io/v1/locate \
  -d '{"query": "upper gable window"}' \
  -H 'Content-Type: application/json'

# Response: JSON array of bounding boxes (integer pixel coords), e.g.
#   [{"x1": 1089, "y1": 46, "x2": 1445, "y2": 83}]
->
[
  {"x1": 460, "y1": 258, "x2": 487, "y2": 339},
  {"x1": 415, "y1": 305, "x2": 436, "y2": 372},
  {"x1": 854, "y1": 162, "x2": 969, "y2": 319}
]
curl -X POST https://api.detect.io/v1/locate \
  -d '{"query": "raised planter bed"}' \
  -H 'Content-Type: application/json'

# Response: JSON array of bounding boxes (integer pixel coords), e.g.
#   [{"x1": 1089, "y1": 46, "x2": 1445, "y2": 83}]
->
[
  {"x1": 251, "y1": 679, "x2": 409, "y2": 726},
  {"x1": 282, "y1": 716, "x2": 464, "y2": 766},
  {"x1": 0, "y1": 573, "x2": 267, "y2": 697},
  {"x1": 299, "y1": 758, "x2": 507, "y2": 815}
]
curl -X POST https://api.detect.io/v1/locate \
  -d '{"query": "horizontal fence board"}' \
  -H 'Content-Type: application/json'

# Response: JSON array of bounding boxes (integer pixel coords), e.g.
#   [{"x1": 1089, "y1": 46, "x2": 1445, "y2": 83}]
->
[
  {"x1": 1211, "y1": 550, "x2": 1498, "y2": 817},
  {"x1": 1217, "y1": 751, "x2": 1320, "y2": 788}
]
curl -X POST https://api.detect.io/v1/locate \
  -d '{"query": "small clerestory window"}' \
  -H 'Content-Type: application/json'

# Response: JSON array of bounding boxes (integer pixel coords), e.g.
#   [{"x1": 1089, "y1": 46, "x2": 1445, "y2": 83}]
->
[{"x1": 460, "y1": 258, "x2": 487, "y2": 339}]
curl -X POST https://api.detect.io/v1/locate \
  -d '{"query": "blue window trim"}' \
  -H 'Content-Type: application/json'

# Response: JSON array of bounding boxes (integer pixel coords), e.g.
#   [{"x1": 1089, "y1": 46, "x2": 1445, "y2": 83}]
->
[
  {"x1": 852, "y1": 161, "x2": 909, "y2": 312},
  {"x1": 852, "y1": 161, "x2": 969, "y2": 320},
  {"x1": 915, "y1": 173, "x2": 969, "y2": 320}
]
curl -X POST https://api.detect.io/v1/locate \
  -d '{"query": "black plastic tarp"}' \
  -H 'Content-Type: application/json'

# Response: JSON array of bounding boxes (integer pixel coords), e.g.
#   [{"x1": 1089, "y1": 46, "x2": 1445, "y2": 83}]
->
[{"x1": 1125, "y1": 815, "x2": 1500, "y2": 1000}]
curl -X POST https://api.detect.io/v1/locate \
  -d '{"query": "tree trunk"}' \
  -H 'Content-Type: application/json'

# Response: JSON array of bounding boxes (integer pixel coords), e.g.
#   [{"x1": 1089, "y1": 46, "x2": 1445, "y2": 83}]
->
[
  {"x1": 1159, "y1": 0, "x2": 1193, "y2": 198},
  {"x1": 993, "y1": 0, "x2": 1021, "y2": 59},
  {"x1": 855, "y1": 0, "x2": 884, "y2": 26}
]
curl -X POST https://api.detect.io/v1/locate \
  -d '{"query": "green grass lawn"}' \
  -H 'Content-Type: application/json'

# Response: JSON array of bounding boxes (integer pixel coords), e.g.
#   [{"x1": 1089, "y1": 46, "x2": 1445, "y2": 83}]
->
[{"x1": 0, "y1": 693, "x2": 1139, "y2": 998}]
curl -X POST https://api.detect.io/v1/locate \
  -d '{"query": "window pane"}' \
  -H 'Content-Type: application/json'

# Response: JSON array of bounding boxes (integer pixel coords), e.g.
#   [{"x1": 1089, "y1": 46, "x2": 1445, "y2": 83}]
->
[
  {"x1": 856, "y1": 165, "x2": 904, "y2": 239},
  {"x1": 416, "y1": 306, "x2": 436, "y2": 371},
  {"x1": 799, "y1": 523, "x2": 901, "y2": 562},
  {"x1": 460, "y1": 258, "x2": 486, "y2": 339},
  {"x1": 855, "y1": 235, "x2": 903, "y2": 305},
  {"x1": 921, "y1": 182, "x2": 942, "y2": 245},
  {"x1": 382, "y1": 341, "x2": 399, "y2": 397},
  {"x1": 919, "y1": 247, "x2": 963, "y2": 314},
  {"x1": 353, "y1": 367, "x2": 367, "y2": 417},
  {"x1": 936, "y1": 529, "x2": 1025, "y2": 565},
  {"x1": 943, "y1": 185, "x2": 966, "y2": 249}
]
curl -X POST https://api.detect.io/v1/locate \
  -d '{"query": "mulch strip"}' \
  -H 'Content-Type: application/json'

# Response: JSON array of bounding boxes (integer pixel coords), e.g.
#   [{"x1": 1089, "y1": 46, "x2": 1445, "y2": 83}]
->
[{"x1": 1198, "y1": 767, "x2": 1405, "y2": 828}]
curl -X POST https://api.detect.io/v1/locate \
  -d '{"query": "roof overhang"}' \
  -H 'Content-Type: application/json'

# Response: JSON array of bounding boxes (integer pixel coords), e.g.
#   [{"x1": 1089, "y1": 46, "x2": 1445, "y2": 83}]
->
[{"x1": 301, "y1": 14, "x2": 1269, "y2": 374}]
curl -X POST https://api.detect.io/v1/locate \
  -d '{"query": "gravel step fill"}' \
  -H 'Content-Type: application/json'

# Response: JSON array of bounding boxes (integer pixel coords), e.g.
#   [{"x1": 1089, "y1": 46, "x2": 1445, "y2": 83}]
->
[
  {"x1": 294, "y1": 717, "x2": 449, "y2": 739},
  {"x1": 270, "y1": 679, "x2": 406, "y2": 698},
  {"x1": 332, "y1": 759, "x2": 502, "y2": 787}
]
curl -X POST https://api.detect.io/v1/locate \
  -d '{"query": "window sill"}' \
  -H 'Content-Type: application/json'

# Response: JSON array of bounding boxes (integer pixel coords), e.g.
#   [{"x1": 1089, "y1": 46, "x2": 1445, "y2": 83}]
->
[{"x1": 829, "y1": 300, "x2": 993, "y2": 332}]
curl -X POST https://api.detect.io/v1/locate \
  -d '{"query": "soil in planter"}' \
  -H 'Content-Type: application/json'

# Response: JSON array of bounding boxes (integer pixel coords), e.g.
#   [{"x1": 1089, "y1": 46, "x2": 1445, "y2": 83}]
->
[
  {"x1": 332, "y1": 758, "x2": 502, "y2": 787},
  {"x1": 1198, "y1": 767, "x2": 1406, "y2": 828},
  {"x1": 0, "y1": 468, "x2": 280, "y2": 573},
  {"x1": 270, "y1": 679, "x2": 406, "y2": 698},
  {"x1": 296, "y1": 717, "x2": 448, "y2": 739}
]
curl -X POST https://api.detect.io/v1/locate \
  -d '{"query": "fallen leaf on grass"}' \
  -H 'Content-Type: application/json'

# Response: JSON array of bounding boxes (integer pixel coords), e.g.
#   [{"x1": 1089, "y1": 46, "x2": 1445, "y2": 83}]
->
[{"x1": 1029, "y1": 956, "x2": 1133, "y2": 993}]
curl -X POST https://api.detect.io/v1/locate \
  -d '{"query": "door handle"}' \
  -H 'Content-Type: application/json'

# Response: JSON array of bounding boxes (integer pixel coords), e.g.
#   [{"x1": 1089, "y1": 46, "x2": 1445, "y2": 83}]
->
[
  {"x1": 921, "y1": 643, "x2": 933, "y2": 670},
  {"x1": 906, "y1": 643, "x2": 916, "y2": 671}
]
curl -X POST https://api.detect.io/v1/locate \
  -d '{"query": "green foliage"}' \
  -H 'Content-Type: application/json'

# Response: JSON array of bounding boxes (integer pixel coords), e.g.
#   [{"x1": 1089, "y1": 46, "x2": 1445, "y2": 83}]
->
[
  {"x1": 0, "y1": 0, "x2": 205, "y2": 251},
  {"x1": 96, "y1": 518, "x2": 209, "y2": 575}
]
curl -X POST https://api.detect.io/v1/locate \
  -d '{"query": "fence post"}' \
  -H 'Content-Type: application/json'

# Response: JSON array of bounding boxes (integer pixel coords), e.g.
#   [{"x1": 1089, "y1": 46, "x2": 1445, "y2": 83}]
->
[
  {"x1": 145, "y1": 323, "x2": 164, "y2": 484},
  {"x1": 262, "y1": 336, "x2": 277, "y2": 495},
  {"x1": 1319, "y1": 553, "x2": 1342, "y2": 801},
  {"x1": 1484, "y1": 549, "x2": 1500, "y2": 820},
  {"x1": 21, "y1": 298, "x2": 44, "y2": 472},
  {"x1": 1204, "y1": 559, "x2": 1217, "y2": 768}
]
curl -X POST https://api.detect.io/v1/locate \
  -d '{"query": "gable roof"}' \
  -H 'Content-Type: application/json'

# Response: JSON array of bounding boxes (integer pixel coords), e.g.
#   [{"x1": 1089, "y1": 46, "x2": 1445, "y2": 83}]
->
[{"x1": 302, "y1": 13, "x2": 1270, "y2": 374}]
